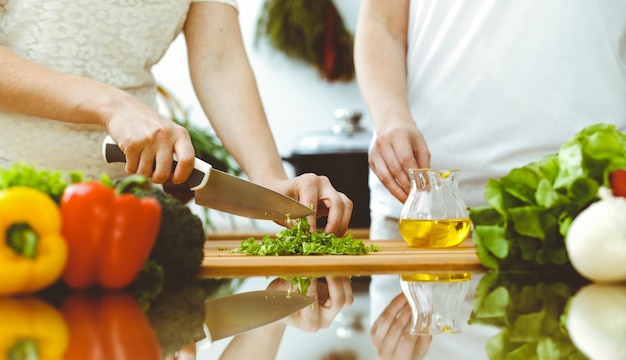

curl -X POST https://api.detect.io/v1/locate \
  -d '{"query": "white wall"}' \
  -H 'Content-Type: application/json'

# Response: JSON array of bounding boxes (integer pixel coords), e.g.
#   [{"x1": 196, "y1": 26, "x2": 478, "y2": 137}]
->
[
  {"x1": 152, "y1": 0, "x2": 367, "y2": 233},
  {"x1": 153, "y1": 0, "x2": 367, "y2": 162}
]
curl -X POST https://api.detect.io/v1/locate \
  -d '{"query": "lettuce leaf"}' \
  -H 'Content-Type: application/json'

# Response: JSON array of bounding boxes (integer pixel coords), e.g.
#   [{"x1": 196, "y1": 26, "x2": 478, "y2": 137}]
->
[{"x1": 470, "y1": 123, "x2": 626, "y2": 270}]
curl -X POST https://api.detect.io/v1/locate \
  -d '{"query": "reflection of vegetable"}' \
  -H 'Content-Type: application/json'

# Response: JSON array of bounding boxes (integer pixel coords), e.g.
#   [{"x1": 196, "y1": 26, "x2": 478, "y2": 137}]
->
[
  {"x1": 128, "y1": 183, "x2": 206, "y2": 288},
  {"x1": 61, "y1": 292, "x2": 161, "y2": 360},
  {"x1": 232, "y1": 217, "x2": 379, "y2": 256},
  {"x1": 566, "y1": 187, "x2": 626, "y2": 283},
  {"x1": 470, "y1": 123, "x2": 626, "y2": 270},
  {"x1": 0, "y1": 297, "x2": 68, "y2": 358},
  {"x1": 146, "y1": 281, "x2": 207, "y2": 357},
  {"x1": 0, "y1": 187, "x2": 67, "y2": 295},
  {"x1": 143, "y1": 278, "x2": 242, "y2": 357},
  {"x1": 60, "y1": 180, "x2": 161, "y2": 290},
  {"x1": 566, "y1": 284, "x2": 626, "y2": 360},
  {"x1": 469, "y1": 271, "x2": 588, "y2": 360}
]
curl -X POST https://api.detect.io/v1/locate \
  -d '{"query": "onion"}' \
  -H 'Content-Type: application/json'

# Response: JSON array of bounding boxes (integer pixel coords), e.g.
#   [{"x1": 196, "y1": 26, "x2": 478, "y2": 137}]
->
[{"x1": 566, "y1": 187, "x2": 626, "y2": 283}]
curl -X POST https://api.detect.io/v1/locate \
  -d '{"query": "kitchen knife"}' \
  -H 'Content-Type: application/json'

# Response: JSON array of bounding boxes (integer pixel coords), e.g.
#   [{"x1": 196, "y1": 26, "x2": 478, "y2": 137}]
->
[
  {"x1": 197, "y1": 290, "x2": 315, "y2": 347},
  {"x1": 102, "y1": 135, "x2": 314, "y2": 220}
]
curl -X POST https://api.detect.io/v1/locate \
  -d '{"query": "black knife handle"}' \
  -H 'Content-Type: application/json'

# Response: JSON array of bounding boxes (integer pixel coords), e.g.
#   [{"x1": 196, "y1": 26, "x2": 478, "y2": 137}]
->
[{"x1": 102, "y1": 135, "x2": 210, "y2": 190}]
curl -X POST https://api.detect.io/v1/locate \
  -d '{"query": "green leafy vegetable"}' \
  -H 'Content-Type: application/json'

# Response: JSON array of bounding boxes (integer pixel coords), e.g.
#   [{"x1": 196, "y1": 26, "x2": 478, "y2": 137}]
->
[
  {"x1": 470, "y1": 123, "x2": 626, "y2": 270},
  {"x1": 117, "y1": 176, "x2": 206, "y2": 291},
  {"x1": 231, "y1": 218, "x2": 380, "y2": 256},
  {"x1": 0, "y1": 162, "x2": 83, "y2": 203},
  {"x1": 469, "y1": 271, "x2": 589, "y2": 360}
]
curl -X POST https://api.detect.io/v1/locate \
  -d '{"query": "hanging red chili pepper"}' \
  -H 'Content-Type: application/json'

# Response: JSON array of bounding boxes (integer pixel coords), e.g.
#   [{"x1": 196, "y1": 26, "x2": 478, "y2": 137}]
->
[
  {"x1": 323, "y1": 2, "x2": 337, "y2": 81},
  {"x1": 256, "y1": 0, "x2": 355, "y2": 82}
]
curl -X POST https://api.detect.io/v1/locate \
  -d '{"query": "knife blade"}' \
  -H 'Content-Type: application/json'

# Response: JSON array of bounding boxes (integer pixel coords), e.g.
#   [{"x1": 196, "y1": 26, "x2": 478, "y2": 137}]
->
[
  {"x1": 200, "y1": 290, "x2": 315, "y2": 345},
  {"x1": 102, "y1": 136, "x2": 314, "y2": 220}
]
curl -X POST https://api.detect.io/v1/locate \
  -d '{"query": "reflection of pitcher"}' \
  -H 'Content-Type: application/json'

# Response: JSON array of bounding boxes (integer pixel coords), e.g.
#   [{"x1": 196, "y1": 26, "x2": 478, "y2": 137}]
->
[
  {"x1": 400, "y1": 273, "x2": 472, "y2": 335},
  {"x1": 399, "y1": 169, "x2": 471, "y2": 248}
]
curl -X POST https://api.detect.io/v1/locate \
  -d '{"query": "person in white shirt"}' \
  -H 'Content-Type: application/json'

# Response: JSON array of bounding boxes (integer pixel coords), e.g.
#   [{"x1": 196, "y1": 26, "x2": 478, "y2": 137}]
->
[{"x1": 355, "y1": 1, "x2": 626, "y2": 358}]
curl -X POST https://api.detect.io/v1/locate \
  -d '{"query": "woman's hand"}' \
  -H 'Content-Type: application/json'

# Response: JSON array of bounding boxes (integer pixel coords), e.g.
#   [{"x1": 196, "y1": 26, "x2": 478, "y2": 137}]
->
[
  {"x1": 268, "y1": 276, "x2": 354, "y2": 332},
  {"x1": 370, "y1": 293, "x2": 432, "y2": 360},
  {"x1": 263, "y1": 175, "x2": 353, "y2": 236},
  {"x1": 103, "y1": 92, "x2": 196, "y2": 185}
]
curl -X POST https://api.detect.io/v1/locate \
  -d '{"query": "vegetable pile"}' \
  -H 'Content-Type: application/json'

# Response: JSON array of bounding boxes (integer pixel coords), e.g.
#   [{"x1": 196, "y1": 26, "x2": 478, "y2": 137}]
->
[
  {"x1": 0, "y1": 163, "x2": 206, "y2": 299},
  {"x1": 470, "y1": 123, "x2": 626, "y2": 271},
  {"x1": 232, "y1": 217, "x2": 379, "y2": 256}
]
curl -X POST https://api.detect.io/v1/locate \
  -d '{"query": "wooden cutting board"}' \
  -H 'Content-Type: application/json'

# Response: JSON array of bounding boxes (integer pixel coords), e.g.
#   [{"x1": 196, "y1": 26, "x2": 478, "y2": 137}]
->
[{"x1": 199, "y1": 238, "x2": 484, "y2": 278}]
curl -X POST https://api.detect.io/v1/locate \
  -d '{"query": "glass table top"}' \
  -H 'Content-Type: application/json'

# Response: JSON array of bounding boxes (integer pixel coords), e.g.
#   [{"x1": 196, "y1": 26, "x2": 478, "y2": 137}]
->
[{"x1": 4, "y1": 267, "x2": 624, "y2": 360}]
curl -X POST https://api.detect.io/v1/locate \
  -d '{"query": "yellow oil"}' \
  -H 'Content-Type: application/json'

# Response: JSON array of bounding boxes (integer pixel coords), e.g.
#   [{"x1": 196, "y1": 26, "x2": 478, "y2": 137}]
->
[
  {"x1": 398, "y1": 218, "x2": 471, "y2": 248},
  {"x1": 401, "y1": 272, "x2": 472, "y2": 282}
]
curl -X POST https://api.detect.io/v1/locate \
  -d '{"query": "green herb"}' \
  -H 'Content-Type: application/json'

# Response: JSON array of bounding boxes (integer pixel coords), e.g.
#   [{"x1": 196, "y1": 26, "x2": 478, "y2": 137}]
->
[
  {"x1": 280, "y1": 276, "x2": 313, "y2": 295},
  {"x1": 231, "y1": 218, "x2": 379, "y2": 256},
  {"x1": 470, "y1": 123, "x2": 626, "y2": 270},
  {"x1": 0, "y1": 162, "x2": 84, "y2": 203}
]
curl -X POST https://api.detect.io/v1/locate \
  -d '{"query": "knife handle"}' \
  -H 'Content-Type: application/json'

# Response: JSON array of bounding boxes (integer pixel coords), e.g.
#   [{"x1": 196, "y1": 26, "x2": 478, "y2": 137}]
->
[{"x1": 102, "y1": 135, "x2": 210, "y2": 190}]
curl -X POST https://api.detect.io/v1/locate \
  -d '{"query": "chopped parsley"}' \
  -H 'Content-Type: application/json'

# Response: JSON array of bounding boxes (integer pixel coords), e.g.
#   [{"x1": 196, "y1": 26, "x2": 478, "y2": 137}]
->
[{"x1": 231, "y1": 218, "x2": 380, "y2": 256}]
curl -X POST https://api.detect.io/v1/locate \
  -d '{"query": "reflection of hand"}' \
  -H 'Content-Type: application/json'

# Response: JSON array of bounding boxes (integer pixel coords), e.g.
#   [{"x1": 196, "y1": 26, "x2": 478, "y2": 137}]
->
[
  {"x1": 371, "y1": 293, "x2": 432, "y2": 360},
  {"x1": 263, "y1": 176, "x2": 353, "y2": 236},
  {"x1": 218, "y1": 276, "x2": 354, "y2": 360},
  {"x1": 164, "y1": 341, "x2": 196, "y2": 360},
  {"x1": 368, "y1": 121, "x2": 430, "y2": 203},
  {"x1": 267, "y1": 276, "x2": 354, "y2": 332}
]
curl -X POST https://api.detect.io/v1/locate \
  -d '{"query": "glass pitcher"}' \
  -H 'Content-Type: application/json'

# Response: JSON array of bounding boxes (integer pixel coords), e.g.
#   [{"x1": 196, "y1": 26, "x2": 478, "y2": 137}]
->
[
  {"x1": 400, "y1": 272, "x2": 472, "y2": 335},
  {"x1": 398, "y1": 169, "x2": 471, "y2": 248}
]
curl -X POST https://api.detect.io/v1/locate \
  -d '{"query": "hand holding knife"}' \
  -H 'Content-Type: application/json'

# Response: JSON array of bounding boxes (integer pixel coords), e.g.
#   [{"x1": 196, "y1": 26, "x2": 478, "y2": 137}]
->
[{"x1": 102, "y1": 135, "x2": 314, "y2": 221}]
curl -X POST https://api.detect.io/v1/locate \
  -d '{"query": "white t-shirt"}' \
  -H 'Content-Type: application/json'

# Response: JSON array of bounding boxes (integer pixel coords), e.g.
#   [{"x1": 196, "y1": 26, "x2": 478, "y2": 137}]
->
[{"x1": 369, "y1": 0, "x2": 626, "y2": 217}]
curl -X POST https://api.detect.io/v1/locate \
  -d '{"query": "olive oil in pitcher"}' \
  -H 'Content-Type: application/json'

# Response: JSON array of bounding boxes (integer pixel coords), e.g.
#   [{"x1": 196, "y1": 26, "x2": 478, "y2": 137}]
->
[
  {"x1": 398, "y1": 169, "x2": 471, "y2": 248},
  {"x1": 399, "y1": 218, "x2": 471, "y2": 248}
]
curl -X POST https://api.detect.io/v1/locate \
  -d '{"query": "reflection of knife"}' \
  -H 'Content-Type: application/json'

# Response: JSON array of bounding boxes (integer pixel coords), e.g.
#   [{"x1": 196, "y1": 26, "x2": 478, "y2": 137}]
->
[
  {"x1": 197, "y1": 290, "x2": 315, "y2": 348},
  {"x1": 102, "y1": 136, "x2": 314, "y2": 220}
]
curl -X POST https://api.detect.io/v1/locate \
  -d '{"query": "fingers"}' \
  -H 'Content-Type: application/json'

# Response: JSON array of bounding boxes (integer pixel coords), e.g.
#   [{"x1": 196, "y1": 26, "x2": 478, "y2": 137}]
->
[
  {"x1": 111, "y1": 127, "x2": 195, "y2": 185},
  {"x1": 371, "y1": 293, "x2": 433, "y2": 360},
  {"x1": 289, "y1": 174, "x2": 353, "y2": 236},
  {"x1": 278, "y1": 276, "x2": 354, "y2": 333},
  {"x1": 371, "y1": 293, "x2": 409, "y2": 344},
  {"x1": 369, "y1": 125, "x2": 430, "y2": 203}
]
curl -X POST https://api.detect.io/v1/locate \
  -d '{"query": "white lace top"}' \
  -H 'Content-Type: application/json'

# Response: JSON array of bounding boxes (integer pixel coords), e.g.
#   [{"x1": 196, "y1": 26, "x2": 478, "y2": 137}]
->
[{"x1": 0, "y1": 0, "x2": 237, "y2": 179}]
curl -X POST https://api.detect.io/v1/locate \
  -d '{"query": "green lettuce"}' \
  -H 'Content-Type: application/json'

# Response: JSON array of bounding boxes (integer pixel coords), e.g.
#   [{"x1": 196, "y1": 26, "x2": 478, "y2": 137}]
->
[{"x1": 470, "y1": 123, "x2": 626, "y2": 270}]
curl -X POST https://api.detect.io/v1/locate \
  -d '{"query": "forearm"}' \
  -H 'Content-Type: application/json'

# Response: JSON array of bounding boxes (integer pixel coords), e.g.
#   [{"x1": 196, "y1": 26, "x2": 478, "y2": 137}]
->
[
  {"x1": 0, "y1": 45, "x2": 132, "y2": 127},
  {"x1": 184, "y1": 3, "x2": 287, "y2": 184},
  {"x1": 354, "y1": 0, "x2": 413, "y2": 131},
  {"x1": 219, "y1": 322, "x2": 287, "y2": 360}
]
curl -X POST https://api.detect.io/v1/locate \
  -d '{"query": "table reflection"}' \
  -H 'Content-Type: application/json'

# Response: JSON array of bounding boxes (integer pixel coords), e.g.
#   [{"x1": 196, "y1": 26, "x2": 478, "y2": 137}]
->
[{"x1": 1, "y1": 271, "x2": 624, "y2": 359}]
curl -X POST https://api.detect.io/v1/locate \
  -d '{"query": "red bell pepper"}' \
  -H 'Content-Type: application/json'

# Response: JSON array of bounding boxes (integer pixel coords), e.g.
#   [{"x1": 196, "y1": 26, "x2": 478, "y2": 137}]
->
[
  {"x1": 61, "y1": 292, "x2": 162, "y2": 360},
  {"x1": 60, "y1": 181, "x2": 161, "y2": 290},
  {"x1": 609, "y1": 169, "x2": 626, "y2": 198}
]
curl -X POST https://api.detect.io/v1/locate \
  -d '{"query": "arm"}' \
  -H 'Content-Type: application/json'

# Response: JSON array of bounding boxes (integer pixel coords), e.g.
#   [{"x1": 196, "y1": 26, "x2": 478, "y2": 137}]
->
[
  {"x1": 219, "y1": 276, "x2": 353, "y2": 360},
  {"x1": 0, "y1": 46, "x2": 195, "y2": 184},
  {"x1": 354, "y1": 0, "x2": 430, "y2": 203},
  {"x1": 184, "y1": 3, "x2": 352, "y2": 234}
]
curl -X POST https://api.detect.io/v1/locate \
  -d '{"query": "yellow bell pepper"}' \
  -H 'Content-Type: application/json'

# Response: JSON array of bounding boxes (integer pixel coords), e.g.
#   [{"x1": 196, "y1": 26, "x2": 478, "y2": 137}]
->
[
  {"x1": 0, "y1": 297, "x2": 69, "y2": 359},
  {"x1": 0, "y1": 187, "x2": 67, "y2": 295}
]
